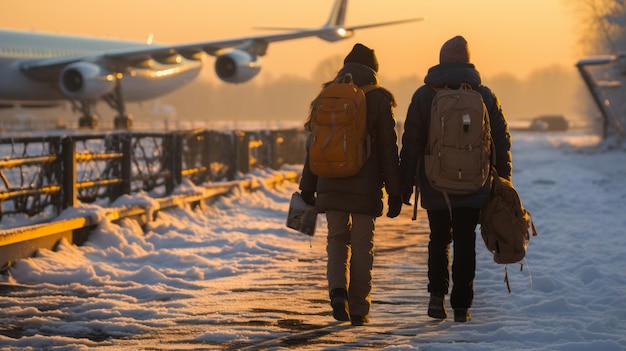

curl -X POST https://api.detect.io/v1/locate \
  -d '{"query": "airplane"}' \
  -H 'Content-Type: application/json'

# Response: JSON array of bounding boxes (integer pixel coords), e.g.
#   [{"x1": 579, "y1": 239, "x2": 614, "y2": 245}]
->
[{"x1": 0, "y1": 0, "x2": 424, "y2": 129}]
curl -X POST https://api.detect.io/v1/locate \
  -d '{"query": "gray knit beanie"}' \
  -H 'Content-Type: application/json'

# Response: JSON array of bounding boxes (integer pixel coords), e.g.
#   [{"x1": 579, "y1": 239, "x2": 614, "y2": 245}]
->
[{"x1": 439, "y1": 35, "x2": 471, "y2": 63}]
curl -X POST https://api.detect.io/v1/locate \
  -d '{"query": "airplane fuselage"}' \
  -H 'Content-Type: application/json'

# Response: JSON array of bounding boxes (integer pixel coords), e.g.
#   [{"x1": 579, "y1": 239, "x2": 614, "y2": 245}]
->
[
  {"x1": 0, "y1": 0, "x2": 423, "y2": 128},
  {"x1": 0, "y1": 29, "x2": 203, "y2": 102}
]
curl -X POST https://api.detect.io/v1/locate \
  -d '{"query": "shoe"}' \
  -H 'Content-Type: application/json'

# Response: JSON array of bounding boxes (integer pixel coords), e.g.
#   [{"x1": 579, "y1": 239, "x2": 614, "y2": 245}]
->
[
  {"x1": 454, "y1": 308, "x2": 471, "y2": 322},
  {"x1": 350, "y1": 315, "x2": 369, "y2": 326},
  {"x1": 330, "y1": 288, "x2": 349, "y2": 322},
  {"x1": 427, "y1": 293, "x2": 447, "y2": 319}
]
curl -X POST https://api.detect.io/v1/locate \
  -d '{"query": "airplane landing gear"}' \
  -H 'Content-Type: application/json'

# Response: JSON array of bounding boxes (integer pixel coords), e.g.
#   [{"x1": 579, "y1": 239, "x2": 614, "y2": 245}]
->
[
  {"x1": 72, "y1": 79, "x2": 133, "y2": 130},
  {"x1": 78, "y1": 114, "x2": 99, "y2": 129},
  {"x1": 72, "y1": 100, "x2": 99, "y2": 129},
  {"x1": 114, "y1": 113, "x2": 133, "y2": 129},
  {"x1": 105, "y1": 82, "x2": 133, "y2": 130}
]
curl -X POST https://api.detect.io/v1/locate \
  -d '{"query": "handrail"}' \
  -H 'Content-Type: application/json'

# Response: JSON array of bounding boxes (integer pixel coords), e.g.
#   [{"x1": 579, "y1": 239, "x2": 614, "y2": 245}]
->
[
  {"x1": 0, "y1": 155, "x2": 57, "y2": 169},
  {"x1": 0, "y1": 128, "x2": 307, "y2": 219}
]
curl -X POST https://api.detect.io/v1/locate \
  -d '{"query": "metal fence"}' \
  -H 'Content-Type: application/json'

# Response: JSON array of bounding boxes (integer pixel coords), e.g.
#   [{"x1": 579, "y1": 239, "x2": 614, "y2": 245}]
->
[{"x1": 0, "y1": 128, "x2": 307, "y2": 224}]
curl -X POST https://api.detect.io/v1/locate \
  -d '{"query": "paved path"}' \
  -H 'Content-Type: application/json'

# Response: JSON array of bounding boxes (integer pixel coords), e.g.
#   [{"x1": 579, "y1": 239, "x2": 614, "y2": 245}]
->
[{"x1": 92, "y1": 207, "x2": 437, "y2": 350}]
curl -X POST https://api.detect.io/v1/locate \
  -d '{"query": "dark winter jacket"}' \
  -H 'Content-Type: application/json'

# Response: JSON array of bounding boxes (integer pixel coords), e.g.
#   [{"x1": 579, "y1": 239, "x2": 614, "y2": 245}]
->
[
  {"x1": 299, "y1": 63, "x2": 401, "y2": 217},
  {"x1": 399, "y1": 62, "x2": 512, "y2": 210}
]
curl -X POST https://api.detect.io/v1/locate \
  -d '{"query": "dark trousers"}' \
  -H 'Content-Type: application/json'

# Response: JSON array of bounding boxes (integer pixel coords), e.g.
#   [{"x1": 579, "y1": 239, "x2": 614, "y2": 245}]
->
[{"x1": 427, "y1": 207, "x2": 480, "y2": 309}]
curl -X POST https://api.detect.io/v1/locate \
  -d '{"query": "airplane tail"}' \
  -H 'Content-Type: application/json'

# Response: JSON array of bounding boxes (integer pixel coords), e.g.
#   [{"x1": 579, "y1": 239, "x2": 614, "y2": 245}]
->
[
  {"x1": 324, "y1": 0, "x2": 347, "y2": 28},
  {"x1": 254, "y1": 0, "x2": 423, "y2": 43},
  {"x1": 314, "y1": 0, "x2": 352, "y2": 42},
  {"x1": 254, "y1": 0, "x2": 348, "y2": 33}
]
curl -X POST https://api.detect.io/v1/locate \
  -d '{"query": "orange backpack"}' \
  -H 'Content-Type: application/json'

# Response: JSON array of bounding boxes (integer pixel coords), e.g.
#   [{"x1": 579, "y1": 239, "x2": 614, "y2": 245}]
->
[{"x1": 308, "y1": 74, "x2": 378, "y2": 178}]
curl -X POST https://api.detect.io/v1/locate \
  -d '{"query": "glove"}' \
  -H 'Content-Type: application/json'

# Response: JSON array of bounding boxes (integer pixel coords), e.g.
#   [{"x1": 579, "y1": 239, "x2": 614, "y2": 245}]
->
[
  {"x1": 386, "y1": 195, "x2": 403, "y2": 218},
  {"x1": 301, "y1": 191, "x2": 316, "y2": 206},
  {"x1": 401, "y1": 186, "x2": 414, "y2": 205}
]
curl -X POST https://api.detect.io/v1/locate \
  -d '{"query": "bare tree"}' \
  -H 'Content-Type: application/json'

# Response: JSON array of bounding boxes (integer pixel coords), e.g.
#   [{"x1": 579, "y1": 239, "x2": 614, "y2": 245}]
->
[{"x1": 572, "y1": 0, "x2": 626, "y2": 54}]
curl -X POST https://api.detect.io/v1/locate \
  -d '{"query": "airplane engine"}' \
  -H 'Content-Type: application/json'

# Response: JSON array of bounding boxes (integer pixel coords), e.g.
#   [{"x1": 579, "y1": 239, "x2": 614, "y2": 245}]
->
[
  {"x1": 59, "y1": 62, "x2": 116, "y2": 99},
  {"x1": 215, "y1": 50, "x2": 261, "y2": 83}
]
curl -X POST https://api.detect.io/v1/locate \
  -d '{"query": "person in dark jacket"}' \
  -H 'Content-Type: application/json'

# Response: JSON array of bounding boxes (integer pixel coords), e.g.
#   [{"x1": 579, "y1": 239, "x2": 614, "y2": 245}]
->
[
  {"x1": 399, "y1": 35, "x2": 512, "y2": 322},
  {"x1": 299, "y1": 43, "x2": 402, "y2": 326}
]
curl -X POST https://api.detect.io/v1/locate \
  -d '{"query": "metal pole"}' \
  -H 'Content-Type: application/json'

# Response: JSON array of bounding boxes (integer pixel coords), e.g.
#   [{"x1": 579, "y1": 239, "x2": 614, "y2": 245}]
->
[{"x1": 62, "y1": 137, "x2": 76, "y2": 209}]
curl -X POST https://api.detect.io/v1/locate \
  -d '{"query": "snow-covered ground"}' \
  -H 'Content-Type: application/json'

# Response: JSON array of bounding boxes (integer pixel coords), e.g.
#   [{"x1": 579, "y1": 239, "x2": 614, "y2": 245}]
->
[{"x1": 0, "y1": 130, "x2": 625, "y2": 350}]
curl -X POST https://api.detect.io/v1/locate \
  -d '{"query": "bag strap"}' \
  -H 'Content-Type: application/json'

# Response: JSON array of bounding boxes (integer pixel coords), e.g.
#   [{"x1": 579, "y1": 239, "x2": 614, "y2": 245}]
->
[
  {"x1": 504, "y1": 259, "x2": 534, "y2": 294},
  {"x1": 412, "y1": 156, "x2": 423, "y2": 221},
  {"x1": 504, "y1": 265, "x2": 511, "y2": 294}
]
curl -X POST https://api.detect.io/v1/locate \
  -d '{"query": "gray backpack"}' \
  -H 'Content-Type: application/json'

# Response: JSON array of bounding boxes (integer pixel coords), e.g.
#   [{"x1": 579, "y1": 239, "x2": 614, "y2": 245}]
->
[{"x1": 479, "y1": 169, "x2": 538, "y2": 292}]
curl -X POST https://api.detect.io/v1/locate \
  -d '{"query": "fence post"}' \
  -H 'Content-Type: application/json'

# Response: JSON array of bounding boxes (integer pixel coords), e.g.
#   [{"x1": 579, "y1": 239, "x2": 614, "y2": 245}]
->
[
  {"x1": 174, "y1": 133, "x2": 183, "y2": 189},
  {"x1": 62, "y1": 137, "x2": 76, "y2": 209},
  {"x1": 279, "y1": 128, "x2": 306, "y2": 166},
  {"x1": 121, "y1": 134, "x2": 132, "y2": 195},
  {"x1": 270, "y1": 130, "x2": 282, "y2": 170},
  {"x1": 236, "y1": 131, "x2": 249, "y2": 174},
  {"x1": 224, "y1": 131, "x2": 237, "y2": 181},
  {"x1": 199, "y1": 130, "x2": 211, "y2": 183},
  {"x1": 48, "y1": 138, "x2": 64, "y2": 215},
  {"x1": 164, "y1": 133, "x2": 183, "y2": 195}
]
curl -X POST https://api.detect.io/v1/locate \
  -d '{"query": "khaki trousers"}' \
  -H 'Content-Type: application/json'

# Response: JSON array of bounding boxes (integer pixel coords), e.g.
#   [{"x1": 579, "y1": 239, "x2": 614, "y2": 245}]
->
[{"x1": 325, "y1": 210, "x2": 375, "y2": 317}]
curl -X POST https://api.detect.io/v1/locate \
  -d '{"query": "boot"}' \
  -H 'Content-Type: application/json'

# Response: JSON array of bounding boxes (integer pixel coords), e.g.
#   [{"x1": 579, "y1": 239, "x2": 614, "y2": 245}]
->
[
  {"x1": 454, "y1": 308, "x2": 471, "y2": 322},
  {"x1": 330, "y1": 288, "x2": 349, "y2": 322},
  {"x1": 349, "y1": 315, "x2": 369, "y2": 326},
  {"x1": 427, "y1": 293, "x2": 447, "y2": 319}
]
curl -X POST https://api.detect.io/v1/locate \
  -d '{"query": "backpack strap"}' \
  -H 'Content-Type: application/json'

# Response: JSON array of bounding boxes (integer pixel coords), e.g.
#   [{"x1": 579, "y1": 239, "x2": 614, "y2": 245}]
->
[
  {"x1": 359, "y1": 83, "x2": 381, "y2": 156},
  {"x1": 336, "y1": 73, "x2": 380, "y2": 94},
  {"x1": 504, "y1": 265, "x2": 511, "y2": 294},
  {"x1": 431, "y1": 83, "x2": 472, "y2": 92},
  {"x1": 337, "y1": 73, "x2": 353, "y2": 84},
  {"x1": 528, "y1": 212, "x2": 538, "y2": 237}
]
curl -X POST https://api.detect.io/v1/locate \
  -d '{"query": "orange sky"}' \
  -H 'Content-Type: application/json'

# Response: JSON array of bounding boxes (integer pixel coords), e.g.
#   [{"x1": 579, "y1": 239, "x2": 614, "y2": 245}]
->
[{"x1": 2, "y1": 0, "x2": 580, "y2": 83}]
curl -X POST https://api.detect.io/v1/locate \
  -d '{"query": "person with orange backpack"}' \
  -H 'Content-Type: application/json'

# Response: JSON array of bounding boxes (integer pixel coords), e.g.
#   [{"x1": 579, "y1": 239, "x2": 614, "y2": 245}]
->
[
  {"x1": 299, "y1": 43, "x2": 403, "y2": 326},
  {"x1": 399, "y1": 36, "x2": 513, "y2": 322}
]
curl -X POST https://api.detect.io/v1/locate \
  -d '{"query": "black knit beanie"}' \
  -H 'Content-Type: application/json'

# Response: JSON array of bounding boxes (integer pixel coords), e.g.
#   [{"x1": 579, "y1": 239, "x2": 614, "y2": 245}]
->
[{"x1": 344, "y1": 43, "x2": 379, "y2": 72}]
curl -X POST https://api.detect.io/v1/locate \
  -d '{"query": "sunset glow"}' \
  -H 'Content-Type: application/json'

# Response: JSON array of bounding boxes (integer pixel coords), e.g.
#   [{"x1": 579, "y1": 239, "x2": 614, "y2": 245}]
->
[{"x1": 1, "y1": 0, "x2": 578, "y2": 81}]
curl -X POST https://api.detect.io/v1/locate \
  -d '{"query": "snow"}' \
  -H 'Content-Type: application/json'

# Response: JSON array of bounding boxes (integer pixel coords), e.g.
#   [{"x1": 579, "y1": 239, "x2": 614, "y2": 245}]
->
[{"x1": 0, "y1": 130, "x2": 625, "y2": 350}]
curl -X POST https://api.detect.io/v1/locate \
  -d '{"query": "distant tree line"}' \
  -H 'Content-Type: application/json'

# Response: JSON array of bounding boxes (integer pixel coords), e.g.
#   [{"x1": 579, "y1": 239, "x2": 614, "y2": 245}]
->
[
  {"x1": 153, "y1": 56, "x2": 591, "y2": 128},
  {"x1": 0, "y1": 46, "x2": 598, "y2": 131}
]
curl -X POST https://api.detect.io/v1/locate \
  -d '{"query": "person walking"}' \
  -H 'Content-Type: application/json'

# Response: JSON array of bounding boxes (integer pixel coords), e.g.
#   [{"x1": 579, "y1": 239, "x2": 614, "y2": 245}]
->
[
  {"x1": 299, "y1": 43, "x2": 403, "y2": 326},
  {"x1": 399, "y1": 35, "x2": 512, "y2": 322}
]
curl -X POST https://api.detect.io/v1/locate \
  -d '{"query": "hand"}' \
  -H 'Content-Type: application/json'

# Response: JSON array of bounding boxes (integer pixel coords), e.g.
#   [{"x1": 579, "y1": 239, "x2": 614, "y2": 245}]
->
[
  {"x1": 401, "y1": 186, "x2": 413, "y2": 205},
  {"x1": 301, "y1": 191, "x2": 316, "y2": 206},
  {"x1": 386, "y1": 195, "x2": 402, "y2": 218}
]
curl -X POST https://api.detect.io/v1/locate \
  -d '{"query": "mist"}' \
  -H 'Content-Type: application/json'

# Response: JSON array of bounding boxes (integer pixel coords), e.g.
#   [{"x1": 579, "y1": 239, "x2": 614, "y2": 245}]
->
[
  {"x1": 0, "y1": 60, "x2": 594, "y2": 132},
  {"x1": 151, "y1": 61, "x2": 593, "y2": 127}
]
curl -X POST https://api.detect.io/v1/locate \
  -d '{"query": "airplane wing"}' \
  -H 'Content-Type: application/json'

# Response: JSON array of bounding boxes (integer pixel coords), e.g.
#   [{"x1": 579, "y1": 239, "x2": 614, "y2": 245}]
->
[
  {"x1": 342, "y1": 18, "x2": 427, "y2": 31},
  {"x1": 19, "y1": 13, "x2": 424, "y2": 82}
]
